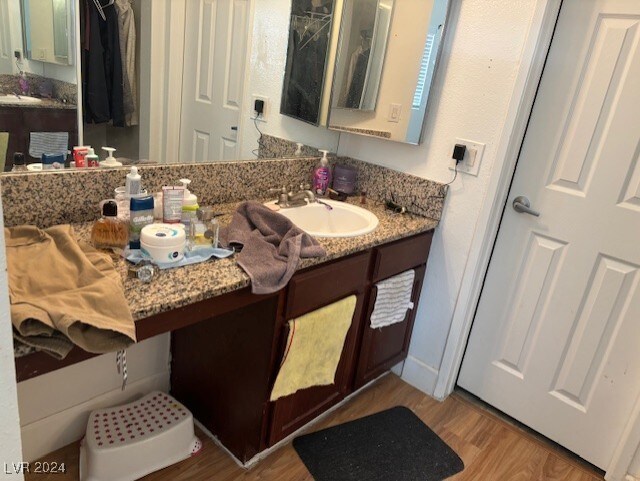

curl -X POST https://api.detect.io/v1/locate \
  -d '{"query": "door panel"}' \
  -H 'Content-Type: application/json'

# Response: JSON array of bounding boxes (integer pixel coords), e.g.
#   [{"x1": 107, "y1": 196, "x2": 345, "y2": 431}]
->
[
  {"x1": 459, "y1": 0, "x2": 640, "y2": 470},
  {"x1": 180, "y1": 0, "x2": 249, "y2": 162}
]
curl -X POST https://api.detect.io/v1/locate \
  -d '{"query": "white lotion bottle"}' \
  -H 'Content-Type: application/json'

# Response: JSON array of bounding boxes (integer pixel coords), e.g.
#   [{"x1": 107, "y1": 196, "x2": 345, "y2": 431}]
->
[{"x1": 125, "y1": 166, "x2": 142, "y2": 196}]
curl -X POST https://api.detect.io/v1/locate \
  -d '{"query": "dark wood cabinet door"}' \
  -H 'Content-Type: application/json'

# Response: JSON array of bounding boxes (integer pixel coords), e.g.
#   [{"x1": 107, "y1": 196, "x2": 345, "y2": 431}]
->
[
  {"x1": 355, "y1": 264, "x2": 427, "y2": 389},
  {"x1": 267, "y1": 252, "x2": 370, "y2": 446},
  {"x1": 170, "y1": 294, "x2": 281, "y2": 463},
  {"x1": 0, "y1": 106, "x2": 78, "y2": 170}
]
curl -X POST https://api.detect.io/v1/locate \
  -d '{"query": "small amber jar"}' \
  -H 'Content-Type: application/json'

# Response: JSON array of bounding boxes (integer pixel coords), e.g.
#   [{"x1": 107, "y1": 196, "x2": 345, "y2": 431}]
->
[{"x1": 91, "y1": 201, "x2": 129, "y2": 250}]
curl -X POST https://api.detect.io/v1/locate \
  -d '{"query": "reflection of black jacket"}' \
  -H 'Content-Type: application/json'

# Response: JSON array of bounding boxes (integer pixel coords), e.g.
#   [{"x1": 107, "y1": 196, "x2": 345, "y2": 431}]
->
[{"x1": 83, "y1": 1, "x2": 125, "y2": 127}]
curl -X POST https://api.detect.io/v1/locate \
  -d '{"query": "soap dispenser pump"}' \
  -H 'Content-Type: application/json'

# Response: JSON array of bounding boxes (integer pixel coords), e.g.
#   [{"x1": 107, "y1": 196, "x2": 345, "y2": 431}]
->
[
  {"x1": 313, "y1": 150, "x2": 331, "y2": 196},
  {"x1": 100, "y1": 147, "x2": 122, "y2": 167}
]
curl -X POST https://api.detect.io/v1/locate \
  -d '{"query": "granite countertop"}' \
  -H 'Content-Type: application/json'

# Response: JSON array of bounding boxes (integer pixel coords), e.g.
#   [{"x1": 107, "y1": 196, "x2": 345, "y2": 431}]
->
[
  {"x1": 78, "y1": 199, "x2": 438, "y2": 322},
  {"x1": 0, "y1": 98, "x2": 76, "y2": 110}
]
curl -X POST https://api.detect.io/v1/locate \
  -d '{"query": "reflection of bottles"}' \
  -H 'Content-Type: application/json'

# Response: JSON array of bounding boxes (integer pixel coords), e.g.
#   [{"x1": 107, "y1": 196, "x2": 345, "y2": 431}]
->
[
  {"x1": 19, "y1": 72, "x2": 29, "y2": 95},
  {"x1": 11, "y1": 153, "x2": 27, "y2": 172}
]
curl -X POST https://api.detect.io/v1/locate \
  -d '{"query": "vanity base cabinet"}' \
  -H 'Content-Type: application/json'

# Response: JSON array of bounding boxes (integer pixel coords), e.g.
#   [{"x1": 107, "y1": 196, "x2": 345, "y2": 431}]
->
[
  {"x1": 170, "y1": 294, "x2": 281, "y2": 464},
  {"x1": 267, "y1": 252, "x2": 370, "y2": 446},
  {"x1": 156, "y1": 231, "x2": 433, "y2": 463},
  {"x1": 0, "y1": 106, "x2": 77, "y2": 170},
  {"x1": 354, "y1": 232, "x2": 433, "y2": 389}
]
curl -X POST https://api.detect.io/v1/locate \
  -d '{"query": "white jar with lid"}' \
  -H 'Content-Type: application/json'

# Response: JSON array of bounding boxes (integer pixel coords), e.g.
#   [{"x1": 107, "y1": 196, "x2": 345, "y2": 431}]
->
[{"x1": 140, "y1": 223, "x2": 186, "y2": 264}]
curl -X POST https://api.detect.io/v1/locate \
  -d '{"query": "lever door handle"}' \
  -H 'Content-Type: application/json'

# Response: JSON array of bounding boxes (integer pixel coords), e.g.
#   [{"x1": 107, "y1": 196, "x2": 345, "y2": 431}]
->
[{"x1": 512, "y1": 196, "x2": 540, "y2": 217}]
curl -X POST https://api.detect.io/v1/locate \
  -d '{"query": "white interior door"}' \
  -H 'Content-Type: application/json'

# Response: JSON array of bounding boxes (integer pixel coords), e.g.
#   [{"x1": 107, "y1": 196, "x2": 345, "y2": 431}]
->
[
  {"x1": 179, "y1": 0, "x2": 249, "y2": 162},
  {"x1": 458, "y1": 0, "x2": 640, "y2": 471}
]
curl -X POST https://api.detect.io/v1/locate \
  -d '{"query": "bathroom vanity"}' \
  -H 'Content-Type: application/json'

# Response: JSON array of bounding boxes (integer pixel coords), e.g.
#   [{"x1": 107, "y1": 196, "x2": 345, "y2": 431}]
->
[
  {"x1": 0, "y1": 103, "x2": 77, "y2": 171},
  {"x1": 13, "y1": 199, "x2": 435, "y2": 463}
]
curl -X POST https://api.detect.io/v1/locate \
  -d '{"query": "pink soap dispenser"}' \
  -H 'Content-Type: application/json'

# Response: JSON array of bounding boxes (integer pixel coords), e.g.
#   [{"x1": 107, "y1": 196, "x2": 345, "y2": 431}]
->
[{"x1": 313, "y1": 150, "x2": 331, "y2": 196}]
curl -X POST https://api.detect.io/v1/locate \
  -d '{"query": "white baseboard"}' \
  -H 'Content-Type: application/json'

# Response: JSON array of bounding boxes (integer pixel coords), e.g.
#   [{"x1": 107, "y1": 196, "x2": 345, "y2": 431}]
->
[
  {"x1": 400, "y1": 355, "x2": 440, "y2": 398},
  {"x1": 391, "y1": 361, "x2": 405, "y2": 376},
  {"x1": 20, "y1": 372, "x2": 170, "y2": 462}
]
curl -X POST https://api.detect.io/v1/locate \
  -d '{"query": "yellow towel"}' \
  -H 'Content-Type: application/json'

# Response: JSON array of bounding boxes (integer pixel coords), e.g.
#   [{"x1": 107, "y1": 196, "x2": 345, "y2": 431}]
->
[
  {"x1": 270, "y1": 295, "x2": 357, "y2": 401},
  {"x1": 0, "y1": 132, "x2": 8, "y2": 172}
]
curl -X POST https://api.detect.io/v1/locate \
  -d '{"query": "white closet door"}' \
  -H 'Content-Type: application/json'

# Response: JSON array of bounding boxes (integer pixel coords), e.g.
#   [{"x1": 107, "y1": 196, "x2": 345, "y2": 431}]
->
[
  {"x1": 179, "y1": 0, "x2": 249, "y2": 162},
  {"x1": 459, "y1": 0, "x2": 640, "y2": 470}
]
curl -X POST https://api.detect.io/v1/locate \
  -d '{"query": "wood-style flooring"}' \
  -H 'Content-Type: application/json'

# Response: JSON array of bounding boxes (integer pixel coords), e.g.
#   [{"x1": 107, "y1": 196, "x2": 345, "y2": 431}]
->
[{"x1": 25, "y1": 374, "x2": 605, "y2": 481}]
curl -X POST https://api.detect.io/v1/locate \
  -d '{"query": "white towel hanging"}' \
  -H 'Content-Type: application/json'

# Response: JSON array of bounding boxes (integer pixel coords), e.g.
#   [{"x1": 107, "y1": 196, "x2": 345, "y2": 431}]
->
[{"x1": 370, "y1": 270, "x2": 416, "y2": 329}]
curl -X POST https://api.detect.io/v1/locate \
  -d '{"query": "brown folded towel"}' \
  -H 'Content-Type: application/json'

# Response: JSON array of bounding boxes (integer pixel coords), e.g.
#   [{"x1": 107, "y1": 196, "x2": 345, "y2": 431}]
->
[
  {"x1": 221, "y1": 201, "x2": 326, "y2": 294},
  {"x1": 6, "y1": 225, "x2": 136, "y2": 358}
]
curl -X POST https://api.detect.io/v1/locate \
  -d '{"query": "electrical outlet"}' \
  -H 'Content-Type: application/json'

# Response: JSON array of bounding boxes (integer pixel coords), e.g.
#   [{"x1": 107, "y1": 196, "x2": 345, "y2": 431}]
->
[
  {"x1": 252, "y1": 95, "x2": 269, "y2": 121},
  {"x1": 449, "y1": 138, "x2": 485, "y2": 176}
]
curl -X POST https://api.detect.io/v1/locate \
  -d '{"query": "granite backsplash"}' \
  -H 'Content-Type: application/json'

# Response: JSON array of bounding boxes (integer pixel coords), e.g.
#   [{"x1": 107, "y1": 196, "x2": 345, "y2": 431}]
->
[
  {"x1": 0, "y1": 73, "x2": 77, "y2": 105},
  {"x1": 258, "y1": 134, "x2": 321, "y2": 159},
  {"x1": 1, "y1": 157, "x2": 447, "y2": 228}
]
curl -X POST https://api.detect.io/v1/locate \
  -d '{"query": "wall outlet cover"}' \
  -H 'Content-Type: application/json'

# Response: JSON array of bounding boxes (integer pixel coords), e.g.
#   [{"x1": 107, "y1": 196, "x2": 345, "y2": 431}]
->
[
  {"x1": 252, "y1": 95, "x2": 269, "y2": 122},
  {"x1": 449, "y1": 138, "x2": 486, "y2": 176}
]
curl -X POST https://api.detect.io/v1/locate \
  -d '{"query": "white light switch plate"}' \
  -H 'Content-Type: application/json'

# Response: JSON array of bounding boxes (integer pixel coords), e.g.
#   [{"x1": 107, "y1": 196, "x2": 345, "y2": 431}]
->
[
  {"x1": 449, "y1": 138, "x2": 485, "y2": 176},
  {"x1": 388, "y1": 103, "x2": 402, "y2": 123}
]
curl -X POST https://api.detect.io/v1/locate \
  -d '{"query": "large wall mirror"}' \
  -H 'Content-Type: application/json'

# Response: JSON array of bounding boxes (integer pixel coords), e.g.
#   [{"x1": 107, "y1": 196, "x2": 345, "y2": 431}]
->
[{"x1": 0, "y1": 0, "x2": 450, "y2": 173}]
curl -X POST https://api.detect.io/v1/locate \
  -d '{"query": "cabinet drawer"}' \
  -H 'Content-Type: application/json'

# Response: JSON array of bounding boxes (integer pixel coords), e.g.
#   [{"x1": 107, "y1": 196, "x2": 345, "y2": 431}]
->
[
  {"x1": 372, "y1": 231, "x2": 433, "y2": 283},
  {"x1": 285, "y1": 252, "x2": 370, "y2": 319}
]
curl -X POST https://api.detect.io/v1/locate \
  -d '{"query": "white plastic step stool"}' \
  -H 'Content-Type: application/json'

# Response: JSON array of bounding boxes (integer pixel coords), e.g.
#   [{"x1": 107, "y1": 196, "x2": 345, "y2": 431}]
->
[{"x1": 79, "y1": 391, "x2": 202, "y2": 481}]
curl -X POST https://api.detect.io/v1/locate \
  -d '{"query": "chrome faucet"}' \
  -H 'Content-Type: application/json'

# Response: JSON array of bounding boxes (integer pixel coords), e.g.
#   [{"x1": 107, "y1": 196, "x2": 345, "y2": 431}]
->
[{"x1": 269, "y1": 184, "x2": 316, "y2": 208}]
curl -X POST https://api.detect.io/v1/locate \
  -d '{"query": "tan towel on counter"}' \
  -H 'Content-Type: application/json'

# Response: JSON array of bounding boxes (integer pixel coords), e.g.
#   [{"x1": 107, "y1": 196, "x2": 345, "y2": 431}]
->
[
  {"x1": 6, "y1": 225, "x2": 136, "y2": 359},
  {"x1": 270, "y1": 295, "x2": 357, "y2": 401}
]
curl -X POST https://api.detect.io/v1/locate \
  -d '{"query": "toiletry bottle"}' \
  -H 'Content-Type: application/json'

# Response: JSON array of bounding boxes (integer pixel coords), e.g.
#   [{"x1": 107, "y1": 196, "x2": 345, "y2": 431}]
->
[
  {"x1": 100, "y1": 147, "x2": 122, "y2": 167},
  {"x1": 19, "y1": 72, "x2": 29, "y2": 95},
  {"x1": 11, "y1": 152, "x2": 27, "y2": 172},
  {"x1": 126, "y1": 166, "x2": 142, "y2": 196},
  {"x1": 129, "y1": 196, "x2": 155, "y2": 249},
  {"x1": 91, "y1": 200, "x2": 129, "y2": 250},
  {"x1": 73, "y1": 146, "x2": 90, "y2": 168},
  {"x1": 179, "y1": 179, "x2": 199, "y2": 227},
  {"x1": 162, "y1": 185, "x2": 185, "y2": 224},
  {"x1": 313, "y1": 150, "x2": 331, "y2": 196},
  {"x1": 86, "y1": 148, "x2": 100, "y2": 168}
]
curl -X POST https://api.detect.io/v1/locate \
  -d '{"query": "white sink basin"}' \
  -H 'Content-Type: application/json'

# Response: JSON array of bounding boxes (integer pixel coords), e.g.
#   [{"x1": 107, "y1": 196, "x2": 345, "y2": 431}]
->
[
  {"x1": 267, "y1": 199, "x2": 379, "y2": 238},
  {"x1": 0, "y1": 94, "x2": 42, "y2": 104}
]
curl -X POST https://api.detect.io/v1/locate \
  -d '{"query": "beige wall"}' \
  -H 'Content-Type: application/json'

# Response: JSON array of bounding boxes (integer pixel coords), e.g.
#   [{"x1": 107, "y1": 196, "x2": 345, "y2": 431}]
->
[
  {"x1": 338, "y1": 0, "x2": 539, "y2": 394},
  {"x1": 0, "y1": 196, "x2": 25, "y2": 480}
]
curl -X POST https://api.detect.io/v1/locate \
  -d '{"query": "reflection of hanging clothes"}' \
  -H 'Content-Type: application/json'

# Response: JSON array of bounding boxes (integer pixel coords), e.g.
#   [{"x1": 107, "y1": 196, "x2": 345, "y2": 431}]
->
[
  {"x1": 281, "y1": 13, "x2": 331, "y2": 124},
  {"x1": 115, "y1": 0, "x2": 138, "y2": 127},
  {"x1": 82, "y1": 0, "x2": 125, "y2": 127},
  {"x1": 345, "y1": 46, "x2": 370, "y2": 109}
]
